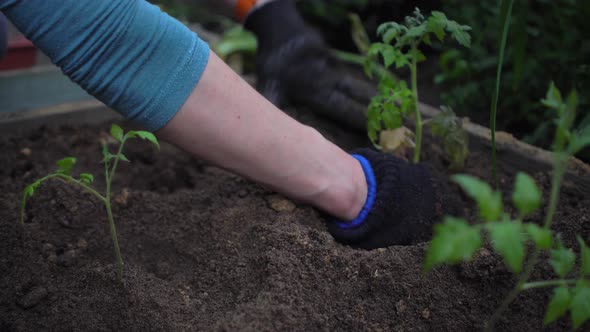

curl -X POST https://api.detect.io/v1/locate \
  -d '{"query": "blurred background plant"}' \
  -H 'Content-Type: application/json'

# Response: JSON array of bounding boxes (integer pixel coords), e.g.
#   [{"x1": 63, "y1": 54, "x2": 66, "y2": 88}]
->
[
  {"x1": 149, "y1": 0, "x2": 590, "y2": 160},
  {"x1": 435, "y1": 0, "x2": 590, "y2": 158}
]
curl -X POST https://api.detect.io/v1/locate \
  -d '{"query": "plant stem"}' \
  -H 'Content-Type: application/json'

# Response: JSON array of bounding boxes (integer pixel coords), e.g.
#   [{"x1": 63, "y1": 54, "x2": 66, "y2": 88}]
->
[
  {"x1": 20, "y1": 174, "x2": 105, "y2": 225},
  {"x1": 105, "y1": 195, "x2": 123, "y2": 279},
  {"x1": 411, "y1": 45, "x2": 421, "y2": 164},
  {"x1": 104, "y1": 140, "x2": 127, "y2": 279},
  {"x1": 522, "y1": 279, "x2": 577, "y2": 290},
  {"x1": 490, "y1": 0, "x2": 514, "y2": 189},
  {"x1": 485, "y1": 160, "x2": 566, "y2": 331}
]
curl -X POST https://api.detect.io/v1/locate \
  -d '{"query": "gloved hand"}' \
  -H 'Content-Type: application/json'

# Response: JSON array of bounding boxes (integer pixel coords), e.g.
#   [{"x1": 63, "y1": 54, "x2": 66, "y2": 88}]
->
[
  {"x1": 244, "y1": 0, "x2": 376, "y2": 132},
  {"x1": 326, "y1": 148, "x2": 462, "y2": 249}
]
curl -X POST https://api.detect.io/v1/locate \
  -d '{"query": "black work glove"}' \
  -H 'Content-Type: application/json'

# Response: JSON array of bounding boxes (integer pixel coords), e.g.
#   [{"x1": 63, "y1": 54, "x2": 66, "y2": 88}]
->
[
  {"x1": 326, "y1": 148, "x2": 461, "y2": 249},
  {"x1": 244, "y1": 0, "x2": 376, "y2": 132}
]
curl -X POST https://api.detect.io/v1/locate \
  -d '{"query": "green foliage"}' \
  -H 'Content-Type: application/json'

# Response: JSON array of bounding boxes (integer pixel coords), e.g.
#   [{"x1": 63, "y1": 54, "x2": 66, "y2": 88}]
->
[
  {"x1": 512, "y1": 172, "x2": 542, "y2": 217},
  {"x1": 424, "y1": 216, "x2": 481, "y2": 272},
  {"x1": 426, "y1": 84, "x2": 590, "y2": 330},
  {"x1": 571, "y1": 286, "x2": 590, "y2": 328},
  {"x1": 365, "y1": 8, "x2": 470, "y2": 163},
  {"x1": 578, "y1": 236, "x2": 590, "y2": 277},
  {"x1": 20, "y1": 124, "x2": 159, "y2": 280},
  {"x1": 451, "y1": 174, "x2": 502, "y2": 222},
  {"x1": 490, "y1": 0, "x2": 514, "y2": 188},
  {"x1": 550, "y1": 237, "x2": 576, "y2": 278},
  {"x1": 428, "y1": 106, "x2": 469, "y2": 170},
  {"x1": 213, "y1": 26, "x2": 257, "y2": 60},
  {"x1": 486, "y1": 221, "x2": 524, "y2": 273},
  {"x1": 56, "y1": 157, "x2": 76, "y2": 175},
  {"x1": 436, "y1": 1, "x2": 590, "y2": 161},
  {"x1": 545, "y1": 287, "x2": 571, "y2": 325},
  {"x1": 526, "y1": 224, "x2": 552, "y2": 250},
  {"x1": 541, "y1": 84, "x2": 590, "y2": 159}
]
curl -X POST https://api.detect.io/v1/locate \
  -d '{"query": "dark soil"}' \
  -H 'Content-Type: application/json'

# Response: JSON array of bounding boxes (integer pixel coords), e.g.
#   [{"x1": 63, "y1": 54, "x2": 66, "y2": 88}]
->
[{"x1": 1, "y1": 106, "x2": 589, "y2": 331}]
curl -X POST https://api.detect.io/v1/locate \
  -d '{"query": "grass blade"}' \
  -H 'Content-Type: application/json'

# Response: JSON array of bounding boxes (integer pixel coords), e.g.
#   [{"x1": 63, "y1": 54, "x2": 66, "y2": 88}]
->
[{"x1": 490, "y1": 0, "x2": 514, "y2": 188}]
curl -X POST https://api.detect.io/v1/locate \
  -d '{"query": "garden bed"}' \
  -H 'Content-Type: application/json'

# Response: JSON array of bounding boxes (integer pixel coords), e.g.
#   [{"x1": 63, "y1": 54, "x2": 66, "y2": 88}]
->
[{"x1": 0, "y1": 103, "x2": 589, "y2": 331}]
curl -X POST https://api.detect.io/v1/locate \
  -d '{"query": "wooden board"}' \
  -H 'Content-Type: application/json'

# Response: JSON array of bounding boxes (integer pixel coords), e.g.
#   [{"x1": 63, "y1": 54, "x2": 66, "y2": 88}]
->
[{"x1": 419, "y1": 103, "x2": 590, "y2": 194}]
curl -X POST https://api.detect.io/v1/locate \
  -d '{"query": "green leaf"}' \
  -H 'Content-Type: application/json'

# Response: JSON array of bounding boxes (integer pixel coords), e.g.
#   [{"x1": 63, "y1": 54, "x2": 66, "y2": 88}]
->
[
  {"x1": 380, "y1": 45, "x2": 397, "y2": 68},
  {"x1": 578, "y1": 236, "x2": 590, "y2": 277},
  {"x1": 569, "y1": 130, "x2": 590, "y2": 154},
  {"x1": 452, "y1": 175, "x2": 503, "y2": 221},
  {"x1": 127, "y1": 130, "x2": 160, "y2": 150},
  {"x1": 409, "y1": 47, "x2": 426, "y2": 63},
  {"x1": 56, "y1": 157, "x2": 76, "y2": 175},
  {"x1": 79, "y1": 173, "x2": 94, "y2": 185},
  {"x1": 446, "y1": 20, "x2": 471, "y2": 47},
  {"x1": 571, "y1": 287, "x2": 590, "y2": 329},
  {"x1": 550, "y1": 237, "x2": 576, "y2": 278},
  {"x1": 526, "y1": 224, "x2": 553, "y2": 249},
  {"x1": 426, "y1": 12, "x2": 447, "y2": 41},
  {"x1": 541, "y1": 82, "x2": 563, "y2": 111},
  {"x1": 405, "y1": 24, "x2": 427, "y2": 39},
  {"x1": 23, "y1": 179, "x2": 42, "y2": 198},
  {"x1": 110, "y1": 124, "x2": 124, "y2": 142},
  {"x1": 118, "y1": 153, "x2": 130, "y2": 163},
  {"x1": 213, "y1": 26, "x2": 257, "y2": 59},
  {"x1": 544, "y1": 287, "x2": 571, "y2": 325},
  {"x1": 101, "y1": 145, "x2": 116, "y2": 164},
  {"x1": 382, "y1": 105, "x2": 401, "y2": 129},
  {"x1": 486, "y1": 221, "x2": 525, "y2": 273},
  {"x1": 424, "y1": 216, "x2": 482, "y2": 272},
  {"x1": 512, "y1": 172, "x2": 542, "y2": 216},
  {"x1": 23, "y1": 184, "x2": 35, "y2": 198},
  {"x1": 377, "y1": 22, "x2": 402, "y2": 43}
]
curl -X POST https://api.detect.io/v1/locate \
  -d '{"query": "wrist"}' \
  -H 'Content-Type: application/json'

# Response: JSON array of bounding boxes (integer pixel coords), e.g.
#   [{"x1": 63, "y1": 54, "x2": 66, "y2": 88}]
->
[{"x1": 300, "y1": 130, "x2": 368, "y2": 221}]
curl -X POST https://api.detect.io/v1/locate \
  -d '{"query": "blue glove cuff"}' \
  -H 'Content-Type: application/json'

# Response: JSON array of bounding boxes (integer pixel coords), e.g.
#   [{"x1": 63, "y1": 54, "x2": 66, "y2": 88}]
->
[{"x1": 335, "y1": 154, "x2": 377, "y2": 229}]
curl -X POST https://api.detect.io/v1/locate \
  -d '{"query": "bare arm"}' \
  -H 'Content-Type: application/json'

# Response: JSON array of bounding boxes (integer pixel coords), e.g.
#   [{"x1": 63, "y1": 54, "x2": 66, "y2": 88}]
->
[{"x1": 158, "y1": 51, "x2": 367, "y2": 221}]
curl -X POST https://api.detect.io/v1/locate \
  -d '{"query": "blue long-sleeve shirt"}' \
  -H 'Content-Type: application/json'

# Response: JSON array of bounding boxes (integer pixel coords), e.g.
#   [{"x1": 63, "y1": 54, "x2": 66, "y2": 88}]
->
[{"x1": 0, "y1": 0, "x2": 210, "y2": 131}]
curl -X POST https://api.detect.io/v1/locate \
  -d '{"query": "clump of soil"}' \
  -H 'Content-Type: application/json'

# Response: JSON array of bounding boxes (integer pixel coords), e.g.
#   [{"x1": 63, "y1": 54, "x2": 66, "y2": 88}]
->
[{"x1": 1, "y1": 108, "x2": 588, "y2": 331}]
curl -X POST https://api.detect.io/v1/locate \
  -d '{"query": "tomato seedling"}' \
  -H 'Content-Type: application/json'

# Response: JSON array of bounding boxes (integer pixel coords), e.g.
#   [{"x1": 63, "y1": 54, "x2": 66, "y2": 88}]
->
[
  {"x1": 424, "y1": 83, "x2": 590, "y2": 330},
  {"x1": 425, "y1": 106, "x2": 469, "y2": 171},
  {"x1": 20, "y1": 124, "x2": 159, "y2": 279},
  {"x1": 366, "y1": 8, "x2": 471, "y2": 163}
]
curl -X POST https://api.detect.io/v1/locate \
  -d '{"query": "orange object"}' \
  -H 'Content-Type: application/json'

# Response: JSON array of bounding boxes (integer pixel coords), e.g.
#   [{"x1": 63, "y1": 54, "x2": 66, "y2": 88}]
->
[{"x1": 235, "y1": 0, "x2": 257, "y2": 21}]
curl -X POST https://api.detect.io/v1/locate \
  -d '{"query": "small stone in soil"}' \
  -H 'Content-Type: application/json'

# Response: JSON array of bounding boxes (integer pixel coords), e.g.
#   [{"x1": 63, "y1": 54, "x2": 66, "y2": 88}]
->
[
  {"x1": 77, "y1": 239, "x2": 88, "y2": 251},
  {"x1": 47, "y1": 254, "x2": 57, "y2": 264},
  {"x1": 58, "y1": 217, "x2": 72, "y2": 228},
  {"x1": 41, "y1": 243, "x2": 55, "y2": 256},
  {"x1": 20, "y1": 147, "x2": 32, "y2": 156},
  {"x1": 395, "y1": 300, "x2": 407, "y2": 314},
  {"x1": 422, "y1": 308, "x2": 431, "y2": 319},
  {"x1": 267, "y1": 195, "x2": 296, "y2": 212},
  {"x1": 57, "y1": 250, "x2": 77, "y2": 267},
  {"x1": 115, "y1": 188, "x2": 130, "y2": 206},
  {"x1": 17, "y1": 286, "x2": 48, "y2": 309}
]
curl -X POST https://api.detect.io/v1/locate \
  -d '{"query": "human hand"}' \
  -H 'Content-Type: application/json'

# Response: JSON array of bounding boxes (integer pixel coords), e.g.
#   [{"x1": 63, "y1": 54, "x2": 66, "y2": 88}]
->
[
  {"x1": 244, "y1": 0, "x2": 376, "y2": 132},
  {"x1": 326, "y1": 148, "x2": 462, "y2": 249}
]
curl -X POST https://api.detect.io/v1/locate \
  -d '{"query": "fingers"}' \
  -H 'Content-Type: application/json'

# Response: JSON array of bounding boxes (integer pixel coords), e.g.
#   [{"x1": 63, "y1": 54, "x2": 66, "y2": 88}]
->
[
  {"x1": 335, "y1": 75, "x2": 378, "y2": 106},
  {"x1": 293, "y1": 85, "x2": 368, "y2": 132}
]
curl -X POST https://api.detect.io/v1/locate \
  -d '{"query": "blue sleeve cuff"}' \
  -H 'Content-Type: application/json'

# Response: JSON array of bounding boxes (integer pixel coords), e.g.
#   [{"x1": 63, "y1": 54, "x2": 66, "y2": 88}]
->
[
  {"x1": 1, "y1": 0, "x2": 211, "y2": 132},
  {"x1": 335, "y1": 154, "x2": 377, "y2": 229}
]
